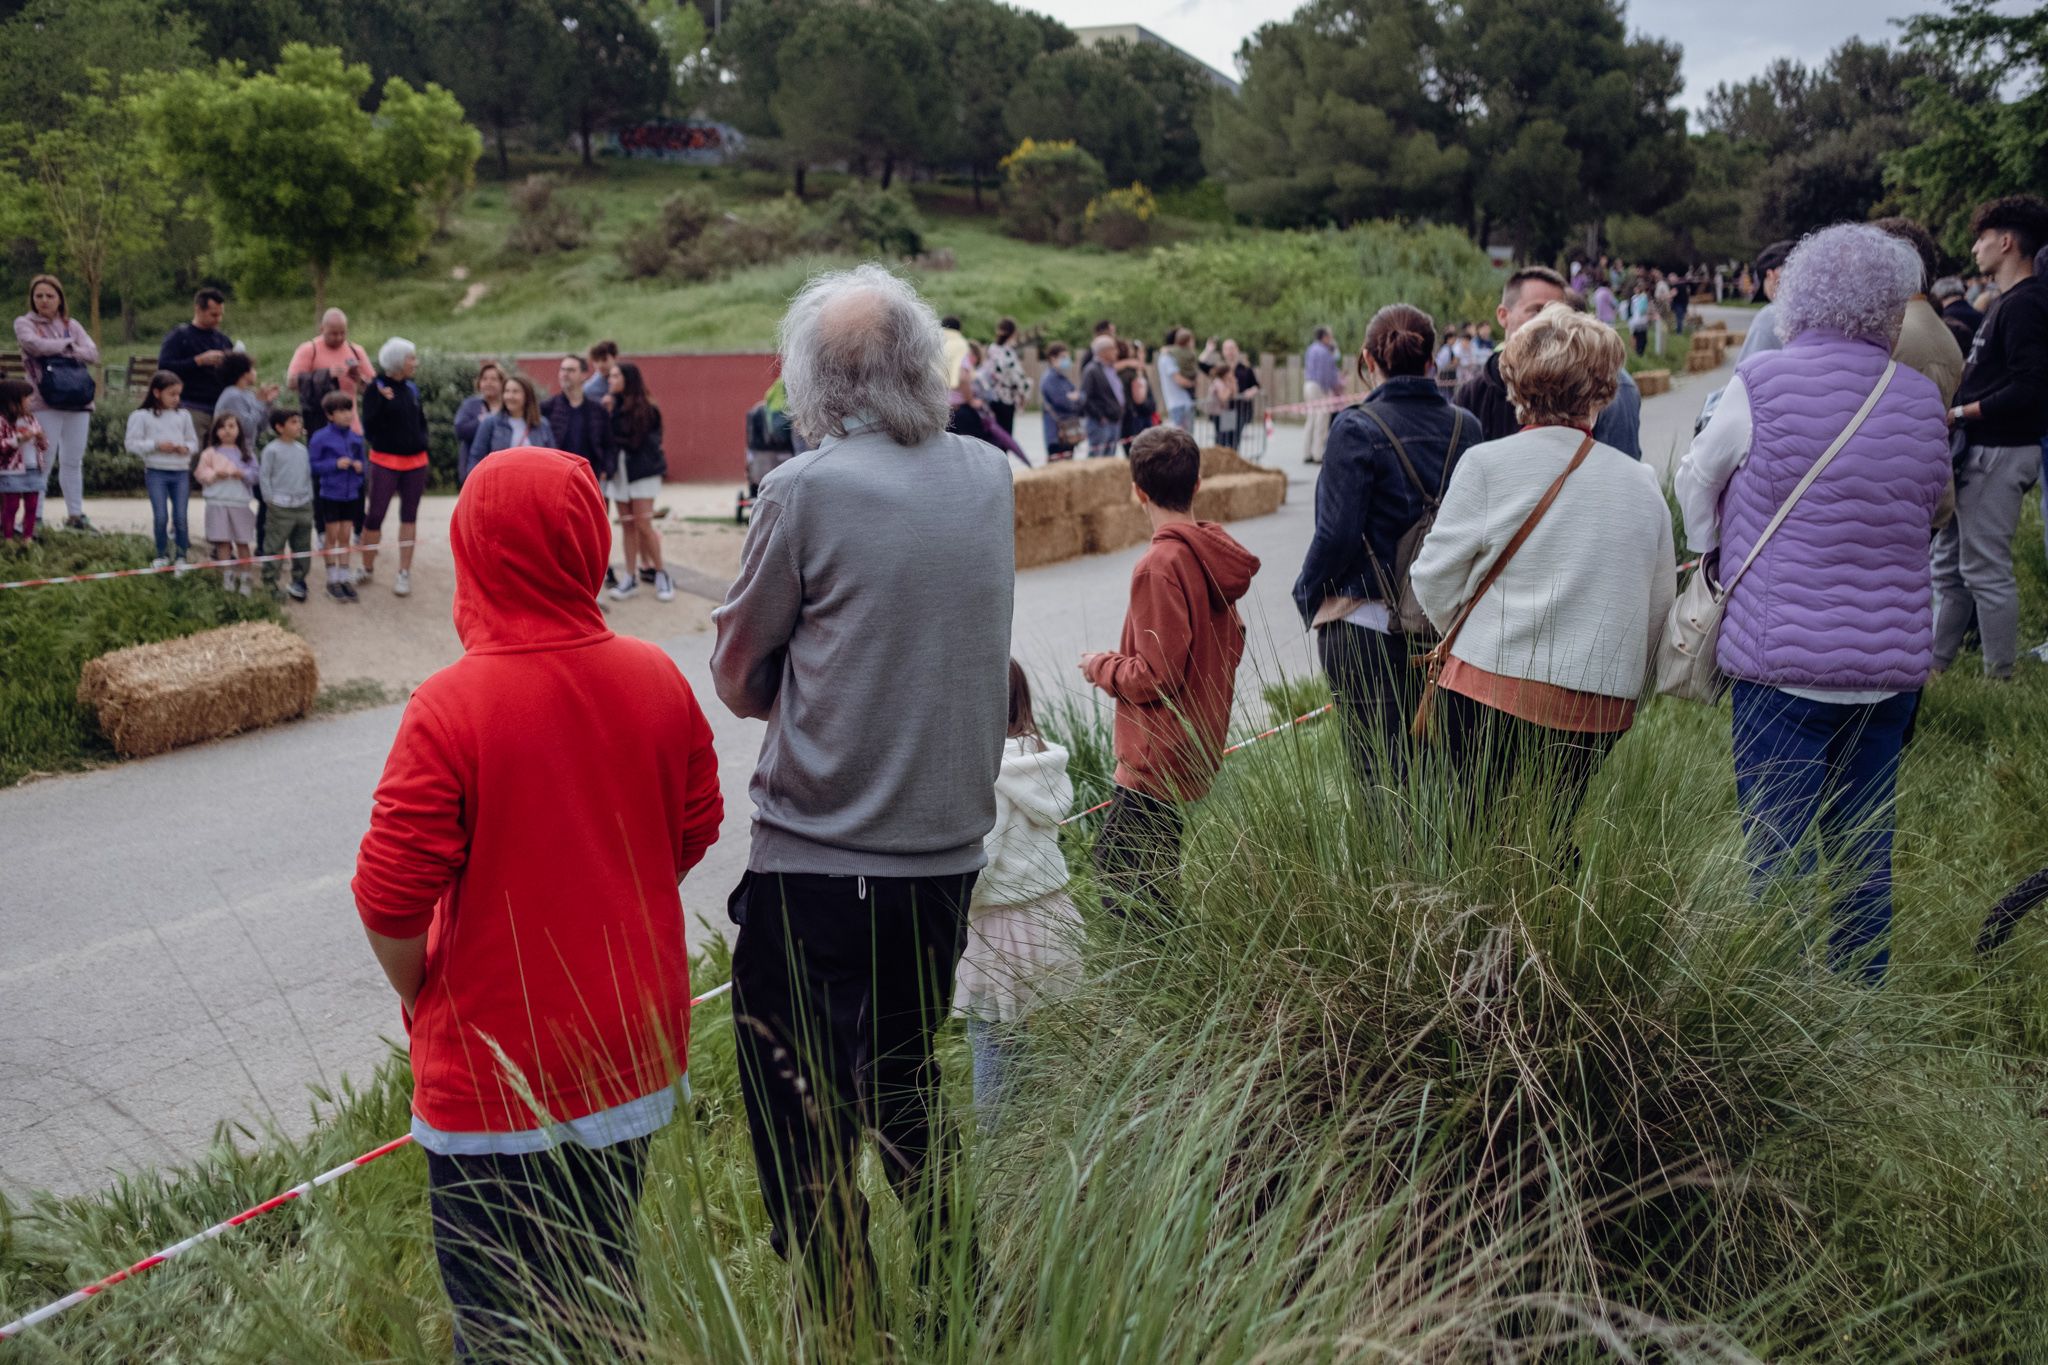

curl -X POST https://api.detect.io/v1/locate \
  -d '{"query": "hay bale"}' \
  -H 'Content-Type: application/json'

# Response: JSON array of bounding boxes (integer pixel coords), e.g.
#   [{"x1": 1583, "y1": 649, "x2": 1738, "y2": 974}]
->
[
  {"x1": 1014, "y1": 516, "x2": 1085, "y2": 571},
  {"x1": 1635, "y1": 369, "x2": 1672, "y2": 397},
  {"x1": 1011, "y1": 466, "x2": 1075, "y2": 525},
  {"x1": 1061, "y1": 456, "x2": 1133, "y2": 509},
  {"x1": 1727, "y1": 331, "x2": 1747, "y2": 349},
  {"x1": 1081, "y1": 501, "x2": 1151, "y2": 554},
  {"x1": 1199, "y1": 445, "x2": 1262, "y2": 478},
  {"x1": 1685, "y1": 349, "x2": 1722, "y2": 373},
  {"x1": 78, "y1": 621, "x2": 318, "y2": 759},
  {"x1": 1699, "y1": 320, "x2": 1727, "y2": 333},
  {"x1": 1195, "y1": 472, "x2": 1287, "y2": 523}
]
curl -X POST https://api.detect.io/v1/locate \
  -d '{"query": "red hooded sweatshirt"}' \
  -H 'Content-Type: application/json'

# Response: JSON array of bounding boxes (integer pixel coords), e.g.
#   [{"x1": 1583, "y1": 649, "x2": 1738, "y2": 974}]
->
[
  {"x1": 352, "y1": 447, "x2": 721, "y2": 1134},
  {"x1": 1083, "y1": 521, "x2": 1261, "y2": 802}
]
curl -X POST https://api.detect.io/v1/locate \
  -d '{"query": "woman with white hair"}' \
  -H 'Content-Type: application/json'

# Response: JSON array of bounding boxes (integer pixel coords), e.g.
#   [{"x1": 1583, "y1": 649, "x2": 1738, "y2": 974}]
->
[
  {"x1": 1675, "y1": 223, "x2": 1950, "y2": 982},
  {"x1": 1410, "y1": 304, "x2": 1673, "y2": 844},
  {"x1": 359, "y1": 336, "x2": 431, "y2": 597}
]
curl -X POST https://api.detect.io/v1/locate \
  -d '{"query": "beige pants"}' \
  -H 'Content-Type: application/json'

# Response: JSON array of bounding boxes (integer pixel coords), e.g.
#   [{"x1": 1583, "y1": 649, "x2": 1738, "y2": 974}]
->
[{"x1": 1304, "y1": 381, "x2": 1333, "y2": 462}]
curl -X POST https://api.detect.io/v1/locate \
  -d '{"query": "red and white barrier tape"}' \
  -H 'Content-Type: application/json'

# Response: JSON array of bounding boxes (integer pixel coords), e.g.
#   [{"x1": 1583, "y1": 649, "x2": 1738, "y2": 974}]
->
[
  {"x1": 1262, "y1": 393, "x2": 1363, "y2": 418},
  {"x1": 0, "y1": 979, "x2": 734, "y2": 1342},
  {"x1": 0, "y1": 708, "x2": 1335, "y2": 1341},
  {"x1": 0, "y1": 540, "x2": 420, "y2": 592}
]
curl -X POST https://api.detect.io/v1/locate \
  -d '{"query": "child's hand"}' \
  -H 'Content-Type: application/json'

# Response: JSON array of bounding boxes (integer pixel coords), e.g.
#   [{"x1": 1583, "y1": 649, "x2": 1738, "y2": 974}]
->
[{"x1": 1079, "y1": 651, "x2": 1110, "y2": 682}]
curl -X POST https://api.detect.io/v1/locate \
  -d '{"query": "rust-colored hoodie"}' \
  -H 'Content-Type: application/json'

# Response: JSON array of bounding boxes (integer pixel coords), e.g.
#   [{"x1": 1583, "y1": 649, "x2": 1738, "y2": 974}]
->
[{"x1": 1084, "y1": 521, "x2": 1261, "y2": 802}]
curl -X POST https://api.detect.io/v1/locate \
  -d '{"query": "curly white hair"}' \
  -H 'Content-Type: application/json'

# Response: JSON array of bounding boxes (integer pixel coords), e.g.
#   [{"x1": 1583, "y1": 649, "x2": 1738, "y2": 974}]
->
[{"x1": 1773, "y1": 225, "x2": 1920, "y2": 347}]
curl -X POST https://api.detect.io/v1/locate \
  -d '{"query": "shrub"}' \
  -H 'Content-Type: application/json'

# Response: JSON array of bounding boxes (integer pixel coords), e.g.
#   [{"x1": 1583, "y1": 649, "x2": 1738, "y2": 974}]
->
[
  {"x1": 1059, "y1": 221, "x2": 1500, "y2": 356},
  {"x1": 85, "y1": 402, "x2": 143, "y2": 494},
  {"x1": 1085, "y1": 183, "x2": 1157, "y2": 251},
  {"x1": 411, "y1": 349, "x2": 503, "y2": 489},
  {"x1": 1000, "y1": 138, "x2": 1107, "y2": 246},
  {"x1": 506, "y1": 174, "x2": 597, "y2": 255},
  {"x1": 812, "y1": 182, "x2": 927, "y2": 258},
  {"x1": 617, "y1": 220, "x2": 674, "y2": 279}
]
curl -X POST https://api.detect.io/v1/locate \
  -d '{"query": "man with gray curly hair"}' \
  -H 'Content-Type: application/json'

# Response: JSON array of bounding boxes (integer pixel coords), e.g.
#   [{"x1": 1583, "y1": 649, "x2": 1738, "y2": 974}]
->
[{"x1": 711, "y1": 263, "x2": 1013, "y2": 1330}]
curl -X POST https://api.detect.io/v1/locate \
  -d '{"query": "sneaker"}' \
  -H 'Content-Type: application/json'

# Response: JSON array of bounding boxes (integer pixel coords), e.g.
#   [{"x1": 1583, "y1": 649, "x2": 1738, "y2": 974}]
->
[
  {"x1": 287, "y1": 580, "x2": 309, "y2": 602},
  {"x1": 609, "y1": 577, "x2": 639, "y2": 601},
  {"x1": 638, "y1": 567, "x2": 657, "y2": 585},
  {"x1": 151, "y1": 556, "x2": 171, "y2": 570},
  {"x1": 65, "y1": 514, "x2": 93, "y2": 532},
  {"x1": 354, "y1": 565, "x2": 371, "y2": 585},
  {"x1": 341, "y1": 581, "x2": 361, "y2": 603},
  {"x1": 2030, "y1": 641, "x2": 2048, "y2": 664},
  {"x1": 394, "y1": 568, "x2": 411, "y2": 597},
  {"x1": 172, "y1": 554, "x2": 194, "y2": 574},
  {"x1": 326, "y1": 581, "x2": 347, "y2": 601},
  {"x1": 604, "y1": 565, "x2": 621, "y2": 590},
  {"x1": 236, "y1": 576, "x2": 253, "y2": 597},
  {"x1": 654, "y1": 569, "x2": 674, "y2": 602}
]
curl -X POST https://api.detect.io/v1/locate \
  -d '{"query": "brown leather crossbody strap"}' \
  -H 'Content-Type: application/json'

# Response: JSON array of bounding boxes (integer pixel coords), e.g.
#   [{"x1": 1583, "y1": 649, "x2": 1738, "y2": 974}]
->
[{"x1": 1427, "y1": 430, "x2": 1595, "y2": 666}]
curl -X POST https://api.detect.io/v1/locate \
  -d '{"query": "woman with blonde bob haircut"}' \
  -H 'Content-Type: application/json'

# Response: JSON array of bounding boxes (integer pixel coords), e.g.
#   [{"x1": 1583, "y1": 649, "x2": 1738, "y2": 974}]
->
[{"x1": 1410, "y1": 302, "x2": 1674, "y2": 846}]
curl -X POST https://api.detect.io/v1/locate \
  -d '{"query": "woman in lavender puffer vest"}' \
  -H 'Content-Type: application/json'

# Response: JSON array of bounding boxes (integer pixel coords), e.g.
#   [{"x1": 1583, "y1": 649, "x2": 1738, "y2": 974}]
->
[{"x1": 1676, "y1": 224, "x2": 1950, "y2": 982}]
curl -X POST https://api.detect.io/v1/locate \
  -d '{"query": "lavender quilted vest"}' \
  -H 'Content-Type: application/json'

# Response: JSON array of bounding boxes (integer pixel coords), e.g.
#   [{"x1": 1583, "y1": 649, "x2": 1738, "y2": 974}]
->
[{"x1": 1717, "y1": 330, "x2": 1949, "y2": 690}]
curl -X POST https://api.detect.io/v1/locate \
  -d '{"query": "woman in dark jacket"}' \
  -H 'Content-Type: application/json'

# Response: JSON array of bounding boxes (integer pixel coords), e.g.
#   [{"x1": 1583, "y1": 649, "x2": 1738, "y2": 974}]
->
[
  {"x1": 605, "y1": 362, "x2": 672, "y2": 602},
  {"x1": 1293, "y1": 304, "x2": 1479, "y2": 786},
  {"x1": 358, "y1": 337, "x2": 433, "y2": 597}
]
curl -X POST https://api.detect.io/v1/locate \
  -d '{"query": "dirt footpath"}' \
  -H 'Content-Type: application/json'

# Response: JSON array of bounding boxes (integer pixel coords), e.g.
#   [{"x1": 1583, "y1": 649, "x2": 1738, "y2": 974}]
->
[{"x1": 78, "y1": 484, "x2": 748, "y2": 697}]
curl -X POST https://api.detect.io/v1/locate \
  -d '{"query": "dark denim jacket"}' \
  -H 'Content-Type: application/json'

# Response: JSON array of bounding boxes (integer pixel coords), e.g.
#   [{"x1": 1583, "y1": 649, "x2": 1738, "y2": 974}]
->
[{"x1": 1291, "y1": 375, "x2": 1479, "y2": 627}]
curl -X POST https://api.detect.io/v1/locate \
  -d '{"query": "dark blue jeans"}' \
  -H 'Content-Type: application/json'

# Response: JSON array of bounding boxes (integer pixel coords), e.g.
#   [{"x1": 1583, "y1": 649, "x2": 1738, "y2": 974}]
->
[
  {"x1": 143, "y1": 467, "x2": 190, "y2": 558},
  {"x1": 1730, "y1": 681, "x2": 1918, "y2": 983}
]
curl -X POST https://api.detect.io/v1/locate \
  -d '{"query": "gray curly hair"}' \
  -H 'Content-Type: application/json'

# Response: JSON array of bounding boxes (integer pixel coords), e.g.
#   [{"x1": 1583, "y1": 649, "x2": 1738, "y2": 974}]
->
[
  {"x1": 778, "y1": 264, "x2": 949, "y2": 446},
  {"x1": 1773, "y1": 225, "x2": 1920, "y2": 347}
]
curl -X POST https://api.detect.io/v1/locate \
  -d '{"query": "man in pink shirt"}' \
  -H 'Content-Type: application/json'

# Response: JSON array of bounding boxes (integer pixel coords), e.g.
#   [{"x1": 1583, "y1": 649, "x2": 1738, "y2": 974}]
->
[{"x1": 287, "y1": 308, "x2": 372, "y2": 432}]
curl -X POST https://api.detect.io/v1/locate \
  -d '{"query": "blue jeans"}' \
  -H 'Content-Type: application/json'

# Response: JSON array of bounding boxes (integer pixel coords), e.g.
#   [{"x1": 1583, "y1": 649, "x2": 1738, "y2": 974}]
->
[
  {"x1": 967, "y1": 1016, "x2": 1014, "y2": 1130},
  {"x1": 144, "y1": 467, "x2": 190, "y2": 558},
  {"x1": 1730, "y1": 681, "x2": 1918, "y2": 982}
]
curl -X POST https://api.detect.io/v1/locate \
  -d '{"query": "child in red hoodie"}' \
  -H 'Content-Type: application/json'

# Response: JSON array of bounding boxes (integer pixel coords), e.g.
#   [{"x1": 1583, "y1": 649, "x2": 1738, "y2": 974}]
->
[
  {"x1": 1081, "y1": 426, "x2": 1260, "y2": 919},
  {"x1": 353, "y1": 446, "x2": 721, "y2": 1360}
]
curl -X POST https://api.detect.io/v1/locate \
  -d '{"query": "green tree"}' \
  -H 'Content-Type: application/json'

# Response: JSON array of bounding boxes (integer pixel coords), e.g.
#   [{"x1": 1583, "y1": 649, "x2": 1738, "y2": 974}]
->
[
  {"x1": 144, "y1": 44, "x2": 480, "y2": 311},
  {"x1": 1886, "y1": 1, "x2": 2048, "y2": 253},
  {"x1": 1098, "y1": 38, "x2": 1215, "y2": 189},
  {"x1": 771, "y1": 4, "x2": 941, "y2": 192},
  {"x1": 0, "y1": 80, "x2": 176, "y2": 342},
  {"x1": 1204, "y1": 0, "x2": 1467, "y2": 229},
  {"x1": 1452, "y1": 0, "x2": 1691, "y2": 260},
  {"x1": 554, "y1": 0, "x2": 669, "y2": 165},
  {"x1": 639, "y1": 0, "x2": 709, "y2": 107},
  {"x1": 706, "y1": 0, "x2": 806, "y2": 137},
  {"x1": 0, "y1": 0, "x2": 199, "y2": 131},
  {"x1": 930, "y1": 0, "x2": 1062, "y2": 206},
  {"x1": 1004, "y1": 46, "x2": 1163, "y2": 187},
  {"x1": 421, "y1": 0, "x2": 565, "y2": 177}
]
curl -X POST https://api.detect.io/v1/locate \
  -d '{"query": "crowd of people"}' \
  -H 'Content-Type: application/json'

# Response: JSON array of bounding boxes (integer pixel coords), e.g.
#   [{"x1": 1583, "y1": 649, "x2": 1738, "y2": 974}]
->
[
  {"x1": 327, "y1": 192, "x2": 2048, "y2": 1357},
  {"x1": 3, "y1": 284, "x2": 681, "y2": 605}
]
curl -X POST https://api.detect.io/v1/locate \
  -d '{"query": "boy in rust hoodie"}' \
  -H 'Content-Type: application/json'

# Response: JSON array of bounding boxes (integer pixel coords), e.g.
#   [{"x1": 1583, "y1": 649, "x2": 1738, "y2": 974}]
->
[
  {"x1": 353, "y1": 446, "x2": 721, "y2": 1360},
  {"x1": 1081, "y1": 426, "x2": 1260, "y2": 918}
]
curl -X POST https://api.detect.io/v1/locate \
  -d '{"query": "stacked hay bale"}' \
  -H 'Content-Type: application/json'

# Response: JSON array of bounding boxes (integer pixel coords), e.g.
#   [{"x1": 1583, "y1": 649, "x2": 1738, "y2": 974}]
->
[
  {"x1": 77, "y1": 621, "x2": 318, "y2": 759},
  {"x1": 1686, "y1": 324, "x2": 1732, "y2": 373},
  {"x1": 1012, "y1": 448, "x2": 1289, "y2": 568},
  {"x1": 1012, "y1": 463, "x2": 1085, "y2": 569},
  {"x1": 1196, "y1": 446, "x2": 1288, "y2": 522},
  {"x1": 1636, "y1": 369, "x2": 1673, "y2": 397}
]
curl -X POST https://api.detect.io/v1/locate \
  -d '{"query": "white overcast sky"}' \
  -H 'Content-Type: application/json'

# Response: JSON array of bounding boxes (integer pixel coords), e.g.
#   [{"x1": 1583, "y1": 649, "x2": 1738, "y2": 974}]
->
[{"x1": 1031, "y1": 0, "x2": 2035, "y2": 112}]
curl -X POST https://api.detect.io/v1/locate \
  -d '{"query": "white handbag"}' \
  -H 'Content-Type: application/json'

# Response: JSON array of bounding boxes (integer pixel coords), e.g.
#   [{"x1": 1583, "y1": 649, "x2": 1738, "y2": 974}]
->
[{"x1": 1657, "y1": 361, "x2": 1897, "y2": 703}]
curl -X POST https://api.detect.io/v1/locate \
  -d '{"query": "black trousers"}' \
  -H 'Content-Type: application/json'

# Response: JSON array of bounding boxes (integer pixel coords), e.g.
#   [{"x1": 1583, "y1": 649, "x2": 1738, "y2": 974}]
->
[
  {"x1": 1319, "y1": 621, "x2": 1423, "y2": 789},
  {"x1": 1092, "y1": 786, "x2": 1185, "y2": 920},
  {"x1": 1434, "y1": 688, "x2": 1618, "y2": 846},
  {"x1": 729, "y1": 869, "x2": 975, "y2": 1326},
  {"x1": 988, "y1": 399, "x2": 1016, "y2": 435},
  {"x1": 427, "y1": 1137, "x2": 651, "y2": 1363}
]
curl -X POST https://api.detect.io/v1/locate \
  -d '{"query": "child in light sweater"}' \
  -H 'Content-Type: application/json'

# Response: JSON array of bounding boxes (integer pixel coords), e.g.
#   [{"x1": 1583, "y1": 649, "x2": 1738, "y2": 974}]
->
[
  {"x1": 0, "y1": 380, "x2": 49, "y2": 541},
  {"x1": 956, "y1": 661, "x2": 1084, "y2": 1122},
  {"x1": 194, "y1": 411, "x2": 259, "y2": 594}
]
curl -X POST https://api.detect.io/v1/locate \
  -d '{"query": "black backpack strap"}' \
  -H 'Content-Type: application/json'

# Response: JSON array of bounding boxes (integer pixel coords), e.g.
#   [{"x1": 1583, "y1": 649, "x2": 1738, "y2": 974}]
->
[
  {"x1": 1356, "y1": 404, "x2": 1431, "y2": 502},
  {"x1": 1436, "y1": 410, "x2": 1465, "y2": 501}
]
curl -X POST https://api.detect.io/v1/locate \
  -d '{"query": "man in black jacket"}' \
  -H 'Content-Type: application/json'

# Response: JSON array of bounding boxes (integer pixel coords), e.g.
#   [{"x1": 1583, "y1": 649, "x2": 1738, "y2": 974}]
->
[
  {"x1": 544, "y1": 354, "x2": 613, "y2": 479},
  {"x1": 157, "y1": 287, "x2": 236, "y2": 445},
  {"x1": 1933, "y1": 276, "x2": 1983, "y2": 355},
  {"x1": 1932, "y1": 194, "x2": 2048, "y2": 679},
  {"x1": 1080, "y1": 335, "x2": 1125, "y2": 458},
  {"x1": 1453, "y1": 266, "x2": 1641, "y2": 458}
]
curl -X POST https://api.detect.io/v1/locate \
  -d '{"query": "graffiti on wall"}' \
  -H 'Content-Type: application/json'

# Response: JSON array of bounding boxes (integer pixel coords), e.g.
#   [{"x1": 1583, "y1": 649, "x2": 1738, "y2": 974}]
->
[{"x1": 611, "y1": 120, "x2": 745, "y2": 165}]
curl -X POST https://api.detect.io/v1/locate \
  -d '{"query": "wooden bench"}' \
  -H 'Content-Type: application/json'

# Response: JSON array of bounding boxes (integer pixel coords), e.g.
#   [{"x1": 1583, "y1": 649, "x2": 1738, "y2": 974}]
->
[
  {"x1": 0, "y1": 350, "x2": 156, "y2": 398},
  {"x1": 0, "y1": 351, "x2": 25, "y2": 383}
]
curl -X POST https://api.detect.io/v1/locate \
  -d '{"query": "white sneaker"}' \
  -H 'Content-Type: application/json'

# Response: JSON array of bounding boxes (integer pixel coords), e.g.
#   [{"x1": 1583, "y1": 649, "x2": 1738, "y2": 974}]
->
[
  {"x1": 654, "y1": 570, "x2": 674, "y2": 602},
  {"x1": 393, "y1": 569, "x2": 411, "y2": 597},
  {"x1": 236, "y1": 575, "x2": 253, "y2": 597},
  {"x1": 150, "y1": 556, "x2": 170, "y2": 570},
  {"x1": 609, "y1": 577, "x2": 639, "y2": 601}
]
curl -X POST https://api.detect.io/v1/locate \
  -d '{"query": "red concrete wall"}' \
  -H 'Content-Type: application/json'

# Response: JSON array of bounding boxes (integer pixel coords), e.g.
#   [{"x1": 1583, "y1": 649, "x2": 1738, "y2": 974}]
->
[{"x1": 514, "y1": 351, "x2": 778, "y2": 483}]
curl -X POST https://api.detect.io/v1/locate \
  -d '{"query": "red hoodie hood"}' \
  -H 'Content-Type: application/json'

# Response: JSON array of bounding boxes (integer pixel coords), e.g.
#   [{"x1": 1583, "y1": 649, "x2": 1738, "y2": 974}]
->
[
  {"x1": 450, "y1": 446, "x2": 614, "y2": 654},
  {"x1": 1154, "y1": 520, "x2": 1261, "y2": 611}
]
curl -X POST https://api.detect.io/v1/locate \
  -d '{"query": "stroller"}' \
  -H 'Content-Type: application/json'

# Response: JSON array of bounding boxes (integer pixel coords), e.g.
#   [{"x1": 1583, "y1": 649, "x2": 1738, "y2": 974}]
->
[{"x1": 737, "y1": 401, "x2": 804, "y2": 524}]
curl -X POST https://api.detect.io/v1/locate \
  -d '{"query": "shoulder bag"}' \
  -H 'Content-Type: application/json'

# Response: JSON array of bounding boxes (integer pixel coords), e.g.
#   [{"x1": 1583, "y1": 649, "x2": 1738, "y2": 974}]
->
[
  {"x1": 35, "y1": 353, "x2": 96, "y2": 411},
  {"x1": 1356, "y1": 405, "x2": 1464, "y2": 637},
  {"x1": 1657, "y1": 360, "x2": 1896, "y2": 704},
  {"x1": 1411, "y1": 431, "x2": 1595, "y2": 738}
]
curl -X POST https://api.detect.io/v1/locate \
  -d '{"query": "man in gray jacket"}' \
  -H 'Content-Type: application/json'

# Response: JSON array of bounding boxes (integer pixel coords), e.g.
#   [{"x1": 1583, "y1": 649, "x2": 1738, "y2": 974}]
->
[{"x1": 711, "y1": 264, "x2": 1014, "y2": 1334}]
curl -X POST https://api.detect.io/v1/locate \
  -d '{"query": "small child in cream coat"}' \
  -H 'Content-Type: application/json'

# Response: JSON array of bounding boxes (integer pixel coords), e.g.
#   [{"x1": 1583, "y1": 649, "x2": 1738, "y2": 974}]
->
[{"x1": 956, "y1": 661, "x2": 1084, "y2": 1122}]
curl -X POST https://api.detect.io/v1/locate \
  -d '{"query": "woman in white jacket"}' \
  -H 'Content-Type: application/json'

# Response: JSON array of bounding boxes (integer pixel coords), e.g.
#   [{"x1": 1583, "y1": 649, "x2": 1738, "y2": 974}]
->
[{"x1": 956, "y1": 662, "x2": 1084, "y2": 1120}]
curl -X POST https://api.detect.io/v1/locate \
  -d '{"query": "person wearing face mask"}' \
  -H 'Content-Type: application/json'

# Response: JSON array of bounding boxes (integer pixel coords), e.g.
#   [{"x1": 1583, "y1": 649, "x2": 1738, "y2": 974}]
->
[{"x1": 1039, "y1": 340, "x2": 1086, "y2": 462}]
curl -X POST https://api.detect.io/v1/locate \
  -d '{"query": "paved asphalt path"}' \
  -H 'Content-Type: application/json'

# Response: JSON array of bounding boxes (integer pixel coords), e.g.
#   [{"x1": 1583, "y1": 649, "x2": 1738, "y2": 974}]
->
[{"x1": 0, "y1": 341, "x2": 1730, "y2": 1201}]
